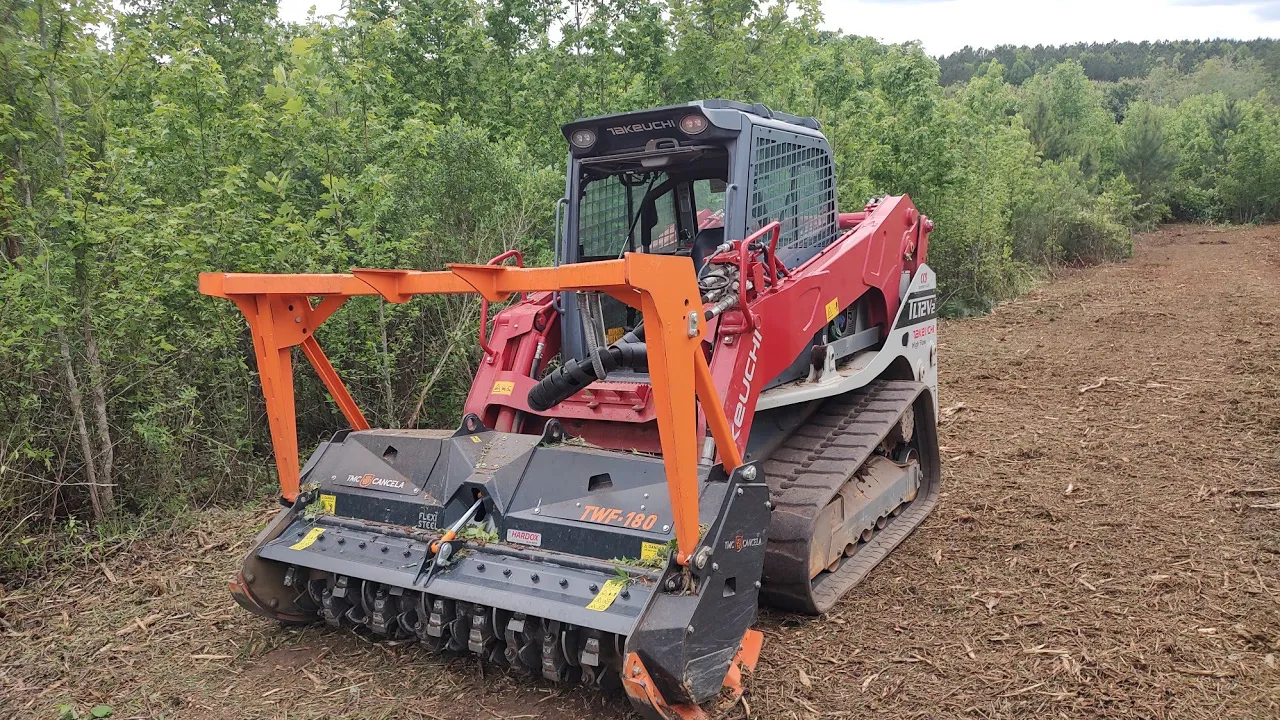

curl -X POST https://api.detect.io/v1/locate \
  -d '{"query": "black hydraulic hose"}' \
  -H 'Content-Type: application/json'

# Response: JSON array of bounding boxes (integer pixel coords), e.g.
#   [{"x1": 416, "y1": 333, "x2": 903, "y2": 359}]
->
[{"x1": 528, "y1": 325, "x2": 646, "y2": 411}]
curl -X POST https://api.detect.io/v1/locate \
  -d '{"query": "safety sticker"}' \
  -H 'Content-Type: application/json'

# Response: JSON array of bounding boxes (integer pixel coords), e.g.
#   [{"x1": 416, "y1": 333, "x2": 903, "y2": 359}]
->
[
  {"x1": 640, "y1": 542, "x2": 668, "y2": 562},
  {"x1": 606, "y1": 327, "x2": 625, "y2": 344},
  {"x1": 318, "y1": 494, "x2": 336, "y2": 513},
  {"x1": 586, "y1": 578, "x2": 627, "y2": 611},
  {"x1": 825, "y1": 297, "x2": 840, "y2": 322},
  {"x1": 470, "y1": 435, "x2": 482, "y2": 443},
  {"x1": 491, "y1": 380, "x2": 515, "y2": 395},
  {"x1": 290, "y1": 527, "x2": 325, "y2": 550}
]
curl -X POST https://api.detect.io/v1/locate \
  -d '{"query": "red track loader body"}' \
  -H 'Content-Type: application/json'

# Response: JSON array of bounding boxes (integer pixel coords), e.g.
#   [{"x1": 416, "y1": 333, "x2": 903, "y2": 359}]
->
[{"x1": 201, "y1": 100, "x2": 940, "y2": 719}]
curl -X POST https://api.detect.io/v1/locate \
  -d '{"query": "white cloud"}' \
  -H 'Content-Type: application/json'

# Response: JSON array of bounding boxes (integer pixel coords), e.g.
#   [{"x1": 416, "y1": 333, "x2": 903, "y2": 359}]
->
[
  {"x1": 278, "y1": 0, "x2": 345, "y2": 23},
  {"x1": 1173, "y1": 0, "x2": 1280, "y2": 21},
  {"x1": 821, "y1": 0, "x2": 1280, "y2": 54},
  {"x1": 273, "y1": 0, "x2": 1280, "y2": 56}
]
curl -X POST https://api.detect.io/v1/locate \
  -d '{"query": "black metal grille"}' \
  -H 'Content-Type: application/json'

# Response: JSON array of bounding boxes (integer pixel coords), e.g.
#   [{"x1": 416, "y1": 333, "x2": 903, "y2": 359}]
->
[
  {"x1": 748, "y1": 131, "x2": 837, "y2": 265},
  {"x1": 578, "y1": 173, "x2": 674, "y2": 258},
  {"x1": 578, "y1": 176, "x2": 632, "y2": 258}
]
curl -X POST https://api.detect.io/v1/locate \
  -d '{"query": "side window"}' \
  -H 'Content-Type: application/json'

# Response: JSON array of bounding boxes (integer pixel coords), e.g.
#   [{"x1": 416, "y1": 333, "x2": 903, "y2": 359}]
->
[
  {"x1": 793, "y1": 161, "x2": 833, "y2": 243},
  {"x1": 578, "y1": 172, "x2": 671, "y2": 258},
  {"x1": 578, "y1": 176, "x2": 630, "y2": 258},
  {"x1": 748, "y1": 130, "x2": 837, "y2": 257},
  {"x1": 693, "y1": 179, "x2": 726, "y2": 231},
  {"x1": 650, "y1": 189, "x2": 680, "y2": 254}
]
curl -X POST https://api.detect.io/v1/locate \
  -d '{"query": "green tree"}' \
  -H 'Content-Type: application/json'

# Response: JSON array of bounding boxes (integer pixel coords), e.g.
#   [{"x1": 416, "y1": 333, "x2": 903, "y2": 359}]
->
[
  {"x1": 1117, "y1": 101, "x2": 1177, "y2": 204},
  {"x1": 5, "y1": 0, "x2": 1275, "y2": 551},
  {"x1": 1019, "y1": 61, "x2": 1115, "y2": 175},
  {"x1": 1006, "y1": 55, "x2": 1032, "y2": 85}
]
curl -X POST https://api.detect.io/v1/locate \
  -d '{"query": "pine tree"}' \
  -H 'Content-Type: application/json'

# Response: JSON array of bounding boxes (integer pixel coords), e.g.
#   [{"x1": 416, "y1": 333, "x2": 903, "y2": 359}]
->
[{"x1": 1118, "y1": 102, "x2": 1178, "y2": 200}]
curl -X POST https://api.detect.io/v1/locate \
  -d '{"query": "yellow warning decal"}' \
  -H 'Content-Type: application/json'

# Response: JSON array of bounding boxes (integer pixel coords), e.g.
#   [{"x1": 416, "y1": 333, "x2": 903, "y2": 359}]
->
[
  {"x1": 290, "y1": 527, "x2": 325, "y2": 550},
  {"x1": 470, "y1": 435, "x2": 482, "y2": 443},
  {"x1": 318, "y1": 494, "x2": 336, "y2": 513},
  {"x1": 825, "y1": 298, "x2": 840, "y2": 322},
  {"x1": 605, "y1": 327, "x2": 625, "y2": 344},
  {"x1": 491, "y1": 380, "x2": 515, "y2": 395},
  {"x1": 586, "y1": 578, "x2": 628, "y2": 611},
  {"x1": 640, "y1": 542, "x2": 668, "y2": 562}
]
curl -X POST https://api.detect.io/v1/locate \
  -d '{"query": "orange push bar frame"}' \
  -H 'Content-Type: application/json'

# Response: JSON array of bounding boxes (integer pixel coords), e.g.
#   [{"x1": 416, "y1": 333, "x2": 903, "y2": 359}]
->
[{"x1": 199, "y1": 254, "x2": 742, "y2": 565}]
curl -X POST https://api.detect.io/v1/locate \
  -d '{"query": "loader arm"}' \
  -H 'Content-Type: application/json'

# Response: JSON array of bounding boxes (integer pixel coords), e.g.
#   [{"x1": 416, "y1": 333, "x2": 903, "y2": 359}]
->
[{"x1": 199, "y1": 254, "x2": 739, "y2": 566}]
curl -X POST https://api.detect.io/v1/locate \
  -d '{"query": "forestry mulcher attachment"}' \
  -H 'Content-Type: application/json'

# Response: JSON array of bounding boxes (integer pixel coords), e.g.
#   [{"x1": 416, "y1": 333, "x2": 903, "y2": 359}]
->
[{"x1": 201, "y1": 100, "x2": 940, "y2": 719}]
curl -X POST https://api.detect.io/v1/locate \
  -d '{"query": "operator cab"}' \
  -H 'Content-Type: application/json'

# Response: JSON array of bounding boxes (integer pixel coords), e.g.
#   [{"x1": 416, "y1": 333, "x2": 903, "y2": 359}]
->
[{"x1": 558, "y1": 100, "x2": 838, "y2": 361}]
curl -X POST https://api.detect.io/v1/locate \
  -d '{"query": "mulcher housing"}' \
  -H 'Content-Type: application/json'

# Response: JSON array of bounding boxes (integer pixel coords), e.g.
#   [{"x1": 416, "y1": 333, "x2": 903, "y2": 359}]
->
[{"x1": 202, "y1": 100, "x2": 940, "y2": 719}]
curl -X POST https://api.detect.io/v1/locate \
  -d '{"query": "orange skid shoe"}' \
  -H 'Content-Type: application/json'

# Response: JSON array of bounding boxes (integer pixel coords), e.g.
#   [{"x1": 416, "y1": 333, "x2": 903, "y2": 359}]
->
[{"x1": 623, "y1": 629, "x2": 764, "y2": 720}]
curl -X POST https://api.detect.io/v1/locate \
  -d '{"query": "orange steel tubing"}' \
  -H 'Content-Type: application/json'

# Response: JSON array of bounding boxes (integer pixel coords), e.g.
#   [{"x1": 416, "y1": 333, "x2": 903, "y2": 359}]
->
[{"x1": 200, "y1": 254, "x2": 732, "y2": 565}]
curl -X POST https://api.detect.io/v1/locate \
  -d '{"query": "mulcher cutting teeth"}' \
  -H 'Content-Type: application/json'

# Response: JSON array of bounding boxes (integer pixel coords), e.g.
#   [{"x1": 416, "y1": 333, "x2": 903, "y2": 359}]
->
[
  {"x1": 205, "y1": 100, "x2": 942, "y2": 719},
  {"x1": 231, "y1": 420, "x2": 770, "y2": 718}
]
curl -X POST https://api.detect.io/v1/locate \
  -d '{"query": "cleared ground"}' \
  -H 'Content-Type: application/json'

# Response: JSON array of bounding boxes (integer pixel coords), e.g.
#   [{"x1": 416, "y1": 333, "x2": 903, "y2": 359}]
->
[{"x1": 3, "y1": 224, "x2": 1279, "y2": 719}]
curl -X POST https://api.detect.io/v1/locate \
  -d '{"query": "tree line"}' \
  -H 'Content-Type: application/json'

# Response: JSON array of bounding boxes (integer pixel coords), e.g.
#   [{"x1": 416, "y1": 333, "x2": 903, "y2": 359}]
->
[
  {"x1": 2, "y1": 0, "x2": 1278, "y2": 569},
  {"x1": 937, "y1": 38, "x2": 1280, "y2": 87}
]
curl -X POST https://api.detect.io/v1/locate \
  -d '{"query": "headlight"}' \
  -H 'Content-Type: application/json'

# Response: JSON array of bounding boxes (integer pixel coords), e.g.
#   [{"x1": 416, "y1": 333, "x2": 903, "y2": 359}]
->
[
  {"x1": 679, "y1": 114, "x2": 708, "y2": 135},
  {"x1": 569, "y1": 128, "x2": 597, "y2": 149}
]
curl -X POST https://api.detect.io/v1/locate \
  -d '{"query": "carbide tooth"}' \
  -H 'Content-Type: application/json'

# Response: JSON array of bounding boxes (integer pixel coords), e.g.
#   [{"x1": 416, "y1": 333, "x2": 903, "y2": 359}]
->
[
  {"x1": 321, "y1": 576, "x2": 350, "y2": 628},
  {"x1": 332, "y1": 576, "x2": 350, "y2": 599},
  {"x1": 425, "y1": 596, "x2": 455, "y2": 651},
  {"x1": 541, "y1": 621, "x2": 581, "y2": 683},
  {"x1": 370, "y1": 586, "x2": 392, "y2": 635},
  {"x1": 541, "y1": 621, "x2": 568, "y2": 681},
  {"x1": 321, "y1": 589, "x2": 344, "y2": 627},
  {"x1": 468, "y1": 604, "x2": 496, "y2": 656},
  {"x1": 581, "y1": 633, "x2": 602, "y2": 667},
  {"x1": 505, "y1": 614, "x2": 540, "y2": 672}
]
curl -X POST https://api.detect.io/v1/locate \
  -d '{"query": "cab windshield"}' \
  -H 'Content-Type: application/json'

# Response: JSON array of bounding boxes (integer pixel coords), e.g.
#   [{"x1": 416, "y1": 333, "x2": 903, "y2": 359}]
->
[{"x1": 574, "y1": 153, "x2": 729, "y2": 261}]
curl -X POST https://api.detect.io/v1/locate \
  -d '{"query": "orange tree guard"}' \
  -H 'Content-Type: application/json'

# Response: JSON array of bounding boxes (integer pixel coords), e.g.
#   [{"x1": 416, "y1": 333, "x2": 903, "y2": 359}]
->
[{"x1": 199, "y1": 254, "x2": 743, "y2": 565}]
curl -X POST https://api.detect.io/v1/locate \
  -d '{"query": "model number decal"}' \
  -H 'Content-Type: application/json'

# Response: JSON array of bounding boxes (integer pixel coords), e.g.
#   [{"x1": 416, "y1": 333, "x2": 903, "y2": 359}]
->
[
  {"x1": 895, "y1": 290, "x2": 937, "y2": 328},
  {"x1": 908, "y1": 296, "x2": 935, "y2": 322},
  {"x1": 579, "y1": 505, "x2": 660, "y2": 531}
]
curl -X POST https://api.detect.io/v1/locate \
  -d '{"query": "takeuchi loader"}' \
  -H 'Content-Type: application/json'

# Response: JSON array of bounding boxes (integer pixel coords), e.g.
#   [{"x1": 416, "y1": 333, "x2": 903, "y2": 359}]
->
[{"x1": 200, "y1": 100, "x2": 941, "y2": 719}]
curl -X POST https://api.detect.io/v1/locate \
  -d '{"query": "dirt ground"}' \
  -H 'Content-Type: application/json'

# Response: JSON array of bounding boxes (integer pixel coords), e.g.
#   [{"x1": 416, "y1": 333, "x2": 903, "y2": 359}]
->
[{"x1": 3, "y1": 223, "x2": 1279, "y2": 720}]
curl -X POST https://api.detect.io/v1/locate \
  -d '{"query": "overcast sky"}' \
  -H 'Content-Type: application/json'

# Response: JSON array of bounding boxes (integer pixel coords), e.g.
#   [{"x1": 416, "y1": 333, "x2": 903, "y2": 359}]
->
[{"x1": 277, "y1": 0, "x2": 1280, "y2": 55}]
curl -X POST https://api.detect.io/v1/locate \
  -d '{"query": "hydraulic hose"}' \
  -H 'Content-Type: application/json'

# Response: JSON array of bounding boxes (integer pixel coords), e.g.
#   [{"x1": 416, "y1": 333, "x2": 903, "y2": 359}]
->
[{"x1": 527, "y1": 325, "x2": 646, "y2": 411}]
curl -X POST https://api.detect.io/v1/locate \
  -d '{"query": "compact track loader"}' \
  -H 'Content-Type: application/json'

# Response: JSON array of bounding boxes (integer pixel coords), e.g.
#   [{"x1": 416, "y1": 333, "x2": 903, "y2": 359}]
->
[{"x1": 201, "y1": 100, "x2": 940, "y2": 719}]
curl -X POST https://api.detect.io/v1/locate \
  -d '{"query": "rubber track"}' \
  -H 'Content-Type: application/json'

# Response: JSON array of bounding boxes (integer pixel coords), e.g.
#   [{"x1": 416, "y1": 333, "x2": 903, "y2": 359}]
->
[{"x1": 758, "y1": 379, "x2": 940, "y2": 614}]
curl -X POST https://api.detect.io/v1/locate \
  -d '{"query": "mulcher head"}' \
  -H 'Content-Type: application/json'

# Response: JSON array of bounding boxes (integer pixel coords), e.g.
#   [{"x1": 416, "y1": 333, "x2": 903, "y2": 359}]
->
[
  {"x1": 202, "y1": 250, "x2": 776, "y2": 718},
  {"x1": 231, "y1": 415, "x2": 770, "y2": 717}
]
